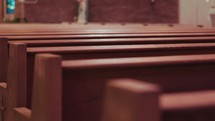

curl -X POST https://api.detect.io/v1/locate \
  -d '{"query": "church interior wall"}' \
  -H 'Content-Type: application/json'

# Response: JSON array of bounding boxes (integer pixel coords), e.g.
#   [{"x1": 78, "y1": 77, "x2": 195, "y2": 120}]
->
[{"x1": 23, "y1": 0, "x2": 178, "y2": 23}]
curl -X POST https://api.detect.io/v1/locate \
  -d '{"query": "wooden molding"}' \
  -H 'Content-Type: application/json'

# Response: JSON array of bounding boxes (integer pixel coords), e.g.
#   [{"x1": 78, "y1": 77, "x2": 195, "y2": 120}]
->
[{"x1": 0, "y1": 0, "x2": 3, "y2": 22}]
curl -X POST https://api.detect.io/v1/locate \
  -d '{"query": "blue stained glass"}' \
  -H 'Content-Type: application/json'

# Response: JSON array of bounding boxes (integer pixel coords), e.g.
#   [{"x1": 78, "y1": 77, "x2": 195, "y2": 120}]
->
[{"x1": 7, "y1": 0, "x2": 15, "y2": 14}]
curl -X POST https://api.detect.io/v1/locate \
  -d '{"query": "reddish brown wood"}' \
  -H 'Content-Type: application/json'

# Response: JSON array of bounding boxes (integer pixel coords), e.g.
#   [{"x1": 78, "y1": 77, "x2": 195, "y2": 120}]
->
[
  {"x1": 60, "y1": 54, "x2": 215, "y2": 121},
  {"x1": 2, "y1": 25, "x2": 215, "y2": 121},
  {"x1": 31, "y1": 54, "x2": 62, "y2": 121},
  {"x1": 27, "y1": 43, "x2": 215, "y2": 54},
  {"x1": 6, "y1": 43, "x2": 27, "y2": 121},
  {"x1": 103, "y1": 79, "x2": 161, "y2": 121},
  {"x1": 8, "y1": 42, "x2": 215, "y2": 109},
  {"x1": 0, "y1": 38, "x2": 8, "y2": 83},
  {"x1": 161, "y1": 90, "x2": 215, "y2": 110},
  {"x1": 1, "y1": 24, "x2": 215, "y2": 35},
  {"x1": 0, "y1": 38, "x2": 8, "y2": 121},
  {"x1": 0, "y1": 83, "x2": 7, "y2": 121},
  {"x1": 9, "y1": 36, "x2": 215, "y2": 47},
  {"x1": 1, "y1": 24, "x2": 215, "y2": 40},
  {"x1": 25, "y1": 53, "x2": 215, "y2": 121},
  {"x1": 103, "y1": 79, "x2": 215, "y2": 121},
  {"x1": 14, "y1": 108, "x2": 31, "y2": 121},
  {"x1": 4, "y1": 32, "x2": 215, "y2": 40}
]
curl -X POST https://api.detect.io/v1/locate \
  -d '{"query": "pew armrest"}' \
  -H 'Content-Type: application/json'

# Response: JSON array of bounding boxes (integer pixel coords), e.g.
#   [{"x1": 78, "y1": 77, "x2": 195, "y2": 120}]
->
[
  {"x1": 103, "y1": 79, "x2": 161, "y2": 121},
  {"x1": 0, "y1": 82, "x2": 7, "y2": 94},
  {"x1": 14, "y1": 107, "x2": 31, "y2": 121},
  {"x1": 161, "y1": 90, "x2": 215, "y2": 110},
  {"x1": 0, "y1": 82, "x2": 7, "y2": 89}
]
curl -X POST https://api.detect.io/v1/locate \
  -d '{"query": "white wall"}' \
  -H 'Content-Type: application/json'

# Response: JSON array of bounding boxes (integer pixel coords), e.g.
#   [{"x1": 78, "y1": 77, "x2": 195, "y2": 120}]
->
[
  {"x1": 179, "y1": 0, "x2": 215, "y2": 27},
  {"x1": 197, "y1": 0, "x2": 211, "y2": 27},
  {"x1": 179, "y1": 0, "x2": 197, "y2": 25}
]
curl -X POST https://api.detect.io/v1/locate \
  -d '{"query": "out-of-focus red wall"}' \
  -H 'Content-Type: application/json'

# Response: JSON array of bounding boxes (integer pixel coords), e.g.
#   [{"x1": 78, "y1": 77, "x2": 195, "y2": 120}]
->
[{"x1": 25, "y1": 0, "x2": 178, "y2": 23}]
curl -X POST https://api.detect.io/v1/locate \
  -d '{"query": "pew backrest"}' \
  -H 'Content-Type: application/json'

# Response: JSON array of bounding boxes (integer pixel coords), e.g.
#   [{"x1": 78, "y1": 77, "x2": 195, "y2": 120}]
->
[{"x1": 30, "y1": 54, "x2": 215, "y2": 121}]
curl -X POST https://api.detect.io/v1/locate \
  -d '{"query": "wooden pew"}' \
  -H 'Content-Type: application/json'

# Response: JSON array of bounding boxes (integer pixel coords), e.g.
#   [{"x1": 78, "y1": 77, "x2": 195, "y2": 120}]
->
[
  {"x1": 2, "y1": 35, "x2": 215, "y2": 84},
  {"x1": 12, "y1": 54, "x2": 215, "y2": 121},
  {"x1": 2, "y1": 34, "x2": 215, "y2": 79},
  {"x1": 0, "y1": 39, "x2": 8, "y2": 83},
  {"x1": 103, "y1": 79, "x2": 215, "y2": 121},
  {"x1": 14, "y1": 79, "x2": 160, "y2": 121},
  {"x1": 2, "y1": 28, "x2": 215, "y2": 84},
  {"x1": 0, "y1": 23, "x2": 215, "y2": 121},
  {"x1": 6, "y1": 42, "x2": 215, "y2": 114},
  {"x1": 4, "y1": 32, "x2": 215, "y2": 40},
  {"x1": 14, "y1": 77, "x2": 215, "y2": 121},
  {"x1": 3, "y1": 35, "x2": 215, "y2": 83},
  {"x1": 2, "y1": 31, "x2": 215, "y2": 73},
  {"x1": 1, "y1": 24, "x2": 215, "y2": 40},
  {"x1": 10, "y1": 36, "x2": 215, "y2": 47},
  {"x1": 103, "y1": 79, "x2": 161, "y2": 121},
  {"x1": 1, "y1": 24, "x2": 215, "y2": 120},
  {"x1": 0, "y1": 23, "x2": 213, "y2": 35}
]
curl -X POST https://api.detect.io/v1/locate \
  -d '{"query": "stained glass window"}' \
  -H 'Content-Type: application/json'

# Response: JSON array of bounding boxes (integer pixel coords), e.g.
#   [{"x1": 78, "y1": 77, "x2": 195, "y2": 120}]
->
[{"x1": 7, "y1": 0, "x2": 15, "y2": 14}]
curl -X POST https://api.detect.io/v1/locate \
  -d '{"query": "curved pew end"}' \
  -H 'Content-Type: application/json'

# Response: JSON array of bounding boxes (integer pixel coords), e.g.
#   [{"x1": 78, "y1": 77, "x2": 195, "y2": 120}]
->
[
  {"x1": 0, "y1": 82, "x2": 7, "y2": 90},
  {"x1": 0, "y1": 82, "x2": 7, "y2": 97},
  {"x1": 0, "y1": 38, "x2": 8, "y2": 83},
  {"x1": 103, "y1": 79, "x2": 161, "y2": 121},
  {"x1": 32, "y1": 54, "x2": 62, "y2": 121},
  {"x1": 14, "y1": 107, "x2": 31, "y2": 121},
  {"x1": 7, "y1": 43, "x2": 27, "y2": 121}
]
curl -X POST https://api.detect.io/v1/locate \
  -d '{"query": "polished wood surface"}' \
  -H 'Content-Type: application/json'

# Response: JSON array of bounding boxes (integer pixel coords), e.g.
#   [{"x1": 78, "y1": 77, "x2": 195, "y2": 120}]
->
[
  {"x1": 14, "y1": 108, "x2": 31, "y2": 121},
  {"x1": 0, "y1": 38, "x2": 8, "y2": 83},
  {"x1": 6, "y1": 43, "x2": 27, "y2": 121},
  {"x1": 1, "y1": 24, "x2": 215, "y2": 121},
  {"x1": 32, "y1": 54, "x2": 61, "y2": 121},
  {"x1": 7, "y1": 42, "x2": 215, "y2": 109},
  {"x1": 103, "y1": 79, "x2": 161, "y2": 121},
  {"x1": 27, "y1": 54, "x2": 215, "y2": 121}
]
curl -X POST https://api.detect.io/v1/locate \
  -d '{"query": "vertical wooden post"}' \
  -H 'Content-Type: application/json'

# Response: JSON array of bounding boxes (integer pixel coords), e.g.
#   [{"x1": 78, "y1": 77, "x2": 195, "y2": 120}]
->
[
  {"x1": 0, "y1": 81, "x2": 7, "y2": 121},
  {"x1": 15, "y1": 0, "x2": 25, "y2": 22},
  {"x1": 6, "y1": 43, "x2": 27, "y2": 121},
  {"x1": 32, "y1": 54, "x2": 62, "y2": 121},
  {"x1": 20, "y1": 1, "x2": 25, "y2": 22},
  {"x1": 103, "y1": 79, "x2": 161, "y2": 121},
  {"x1": 0, "y1": 97, "x2": 4, "y2": 121},
  {"x1": 0, "y1": 38, "x2": 8, "y2": 83},
  {"x1": 3, "y1": 0, "x2": 7, "y2": 21},
  {"x1": 0, "y1": 0, "x2": 3, "y2": 22}
]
